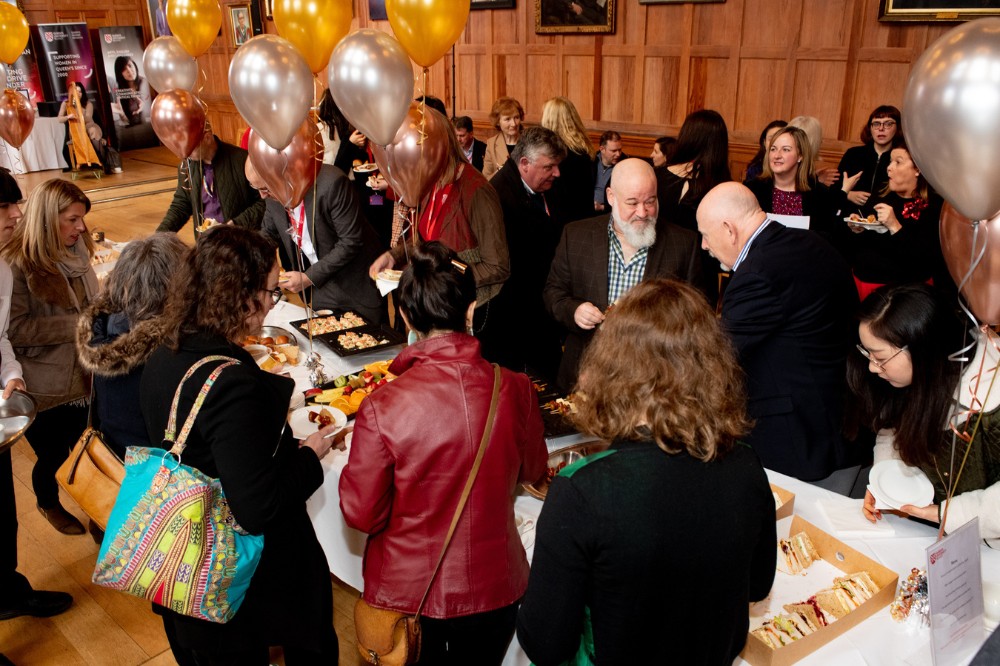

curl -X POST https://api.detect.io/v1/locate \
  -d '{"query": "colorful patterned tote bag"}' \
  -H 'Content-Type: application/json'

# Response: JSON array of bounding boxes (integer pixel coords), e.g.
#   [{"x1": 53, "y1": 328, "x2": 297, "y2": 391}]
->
[{"x1": 92, "y1": 355, "x2": 265, "y2": 624}]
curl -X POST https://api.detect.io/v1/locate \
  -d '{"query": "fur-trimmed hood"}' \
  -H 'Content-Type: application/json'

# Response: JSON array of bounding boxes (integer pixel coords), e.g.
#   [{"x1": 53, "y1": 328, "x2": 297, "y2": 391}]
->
[{"x1": 76, "y1": 300, "x2": 169, "y2": 378}]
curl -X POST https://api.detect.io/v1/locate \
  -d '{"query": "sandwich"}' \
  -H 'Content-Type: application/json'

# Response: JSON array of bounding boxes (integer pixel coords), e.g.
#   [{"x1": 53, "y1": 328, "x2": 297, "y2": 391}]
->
[
  {"x1": 776, "y1": 531, "x2": 820, "y2": 575},
  {"x1": 751, "y1": 611, "x2": 819, "y2": 649},
  {"x1": 783, "y1": 601, "x2": 828, "y2": 629},
  {"x1": 814, "y1": 571, "x2": 879, "y2": 619}
]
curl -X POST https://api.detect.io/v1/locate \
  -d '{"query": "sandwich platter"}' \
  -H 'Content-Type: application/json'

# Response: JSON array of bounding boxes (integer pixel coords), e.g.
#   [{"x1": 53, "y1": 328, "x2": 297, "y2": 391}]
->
[{"x1": 867, "y1": 459, "x2": 934, "y2": 511}]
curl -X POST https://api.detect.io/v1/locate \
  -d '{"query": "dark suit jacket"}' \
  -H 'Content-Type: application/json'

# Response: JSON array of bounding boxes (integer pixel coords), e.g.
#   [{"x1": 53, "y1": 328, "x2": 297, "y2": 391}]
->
[
  {"x1": 470, "y1": 138, "x2": 487, "y2": 172},
  {"x1": 260, "y1": 165, "x2": 385, "y2": 323},
  {"x1": 489, "y1": 159, "x2": 567, "y2": 380},
  {"x1": 544, "y1": 214, "x2": 702, "y2": 390},
  {"x1": 721, "y1": 222, "x2": 858, "y2": 481},
  {"x1": 157, "y1": 138, "x2": 265, "y2": 233}
]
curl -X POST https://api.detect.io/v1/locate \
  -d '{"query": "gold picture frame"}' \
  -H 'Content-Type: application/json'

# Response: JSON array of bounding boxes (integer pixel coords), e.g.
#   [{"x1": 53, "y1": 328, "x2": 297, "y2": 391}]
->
[
  {"x1": 536, "y1": 0, "x2": 615, "y2": 34},
  {"x1": 230, "y1": 4, "x2": 252, "y2": 47},
  {"x1": 878, "y1": 0, "x2": 1000, "y2": 21}
]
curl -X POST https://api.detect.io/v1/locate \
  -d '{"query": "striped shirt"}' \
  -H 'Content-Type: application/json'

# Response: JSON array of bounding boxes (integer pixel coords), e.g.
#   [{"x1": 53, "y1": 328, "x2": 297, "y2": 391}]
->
[
  {"x1": 731, "y1": 219, "x2": 773, "y2": 272},
  {"x1": 607, "y1": 220, "x2": 649, "y2": 306}
]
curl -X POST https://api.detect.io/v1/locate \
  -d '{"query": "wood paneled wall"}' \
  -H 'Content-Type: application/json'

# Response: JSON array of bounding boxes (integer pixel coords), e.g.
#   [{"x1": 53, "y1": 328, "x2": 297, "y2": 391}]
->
[{"x1": 24, "y1": 0, "x2": 957, "y2": 173}]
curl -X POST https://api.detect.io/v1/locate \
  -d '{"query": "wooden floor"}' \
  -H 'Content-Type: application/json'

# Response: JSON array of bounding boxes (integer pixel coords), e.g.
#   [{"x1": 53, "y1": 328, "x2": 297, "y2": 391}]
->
[{"x1": 0, "y1": 148, "x2": 367, "y2": 665}]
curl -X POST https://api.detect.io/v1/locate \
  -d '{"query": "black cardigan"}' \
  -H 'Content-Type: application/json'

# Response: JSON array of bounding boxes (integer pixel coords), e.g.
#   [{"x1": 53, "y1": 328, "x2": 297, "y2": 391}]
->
[{"x1": 517, "y1": 440, "x2": 776, "y2": 666}]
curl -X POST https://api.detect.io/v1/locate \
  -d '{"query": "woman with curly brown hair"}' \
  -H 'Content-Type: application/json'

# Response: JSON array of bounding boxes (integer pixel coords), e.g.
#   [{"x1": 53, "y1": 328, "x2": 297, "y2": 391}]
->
[
  {"x1": 139, "y1": 226, "x2": 340, "y2": 665},
  {"x1": 517, "y1": 278, "x2": 776, "y2": 666}
]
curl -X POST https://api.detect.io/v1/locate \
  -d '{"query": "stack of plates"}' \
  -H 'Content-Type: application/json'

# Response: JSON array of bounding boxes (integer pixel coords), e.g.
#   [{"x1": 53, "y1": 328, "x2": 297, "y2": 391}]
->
[{"x1": 868, "y1": 459, "x2": 934, "y2": 510}]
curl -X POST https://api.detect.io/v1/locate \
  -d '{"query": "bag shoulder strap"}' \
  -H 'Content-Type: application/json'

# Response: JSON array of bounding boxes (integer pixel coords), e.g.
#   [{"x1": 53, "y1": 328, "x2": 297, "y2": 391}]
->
[
  {"x1": 414, "y1": 364, "x2": 502, "y2": 619},
  {"x1": 163, "y1": 355, "x2": 240, "y2": 457}
]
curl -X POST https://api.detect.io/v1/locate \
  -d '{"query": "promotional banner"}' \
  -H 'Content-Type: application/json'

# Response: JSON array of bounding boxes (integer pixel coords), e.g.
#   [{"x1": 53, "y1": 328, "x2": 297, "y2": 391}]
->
[
  {"x1": 98, "y1": 26, "x2": 157, "y2": 150},
  {"x1": 7, "y1": 44, "x2": 44, "y2": 110},
  {"x1": 32, "y1": 23, "x2": 99, "y2": 102}
]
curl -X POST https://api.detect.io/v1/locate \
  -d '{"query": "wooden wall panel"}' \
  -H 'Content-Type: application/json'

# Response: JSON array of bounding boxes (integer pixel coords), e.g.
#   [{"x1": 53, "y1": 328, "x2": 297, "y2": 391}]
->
[{"x1": 25, "y1": 0, "x2": 973, "y2": 165}]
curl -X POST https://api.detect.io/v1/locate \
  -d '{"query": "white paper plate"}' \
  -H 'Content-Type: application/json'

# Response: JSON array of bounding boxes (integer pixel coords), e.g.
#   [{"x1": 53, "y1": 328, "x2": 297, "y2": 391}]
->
[
  {"x1": 869, "y1": 459, "x2": 934, "y2": 510},
  {"x1": 288, "y1": 406, "x2": 346, "y2": 440},
  {"x1": 844, "y1": 217, "x2": 889, "y2": 234}
]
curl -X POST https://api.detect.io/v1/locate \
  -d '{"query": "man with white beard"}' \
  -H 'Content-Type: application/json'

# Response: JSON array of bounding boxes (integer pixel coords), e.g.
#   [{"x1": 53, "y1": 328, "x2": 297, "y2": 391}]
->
[{"x1": 544, "y1": 158, "x2": 704, "y2": 390}]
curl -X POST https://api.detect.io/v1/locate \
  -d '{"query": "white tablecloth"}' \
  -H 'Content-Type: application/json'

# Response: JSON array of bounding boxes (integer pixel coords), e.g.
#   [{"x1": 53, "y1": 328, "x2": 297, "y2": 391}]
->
[
  {"x1": 0, "y1": 116, "x2": 68, "y2": 173},
  {"x1": 266, "y1": 301, "x2": 999, "y2": 665}
]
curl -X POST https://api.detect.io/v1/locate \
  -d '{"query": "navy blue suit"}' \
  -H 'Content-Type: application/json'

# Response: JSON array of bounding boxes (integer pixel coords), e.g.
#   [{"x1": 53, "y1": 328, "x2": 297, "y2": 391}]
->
[{"x1": 721, "y1": 222, "x2": 859, "y2": 481}]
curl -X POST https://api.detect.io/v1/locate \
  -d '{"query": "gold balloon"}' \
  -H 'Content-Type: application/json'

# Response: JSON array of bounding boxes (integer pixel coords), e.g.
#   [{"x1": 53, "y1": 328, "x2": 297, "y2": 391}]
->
[
  {"x1": 385, "y1": 0, "x2": 469, "y2": 68},
  {"x1": 167, "y1": 0, "x2": 223, "y2": 58},
  {"x1": 0, "y1": 4, "x2": 29, "y2": 65},
  {"x1": 274, "y1": 0, "x2": 351, "y2": 74}
]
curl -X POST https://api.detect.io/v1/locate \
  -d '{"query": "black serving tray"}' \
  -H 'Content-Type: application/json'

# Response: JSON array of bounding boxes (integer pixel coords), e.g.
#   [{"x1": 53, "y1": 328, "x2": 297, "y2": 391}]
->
[
  {"x1": 288, "y1": 310, "x2": 371, "y2": 339},
  {"x1": 310, "y1": 324, "x2": 406, "y2": 357},
  {"x1": 529, "y1": 375, "x2": 578, "y2": 439}
]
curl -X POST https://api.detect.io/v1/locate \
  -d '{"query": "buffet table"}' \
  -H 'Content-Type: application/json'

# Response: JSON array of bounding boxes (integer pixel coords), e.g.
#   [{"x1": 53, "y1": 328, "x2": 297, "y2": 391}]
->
[
  {"x1": 264, "y1": 301, "x2": 999, "y2": 666},
  {"x1": 0, "y1": 116, "x2": 68, "y2": 173}
]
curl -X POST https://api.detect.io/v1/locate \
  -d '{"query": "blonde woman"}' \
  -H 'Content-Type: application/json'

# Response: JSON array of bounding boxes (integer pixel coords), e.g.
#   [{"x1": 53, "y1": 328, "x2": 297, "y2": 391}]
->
[
  {"x1": 2, "y1": 179, "x2": 97, "y2": 536},
  {"x1": 541, "y1": 96, "x2": 596, "y2": 223},
  {"x1": 482, "y1": 96, "x2": 524, "y2": 180}
]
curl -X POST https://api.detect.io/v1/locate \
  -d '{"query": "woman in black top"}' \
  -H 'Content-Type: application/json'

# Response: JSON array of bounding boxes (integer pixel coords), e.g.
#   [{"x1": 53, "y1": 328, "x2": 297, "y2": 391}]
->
[
  {"x1": 838, "y1": 105, "x2": 901, "y2": 217},
  {"x1": 540, "y1": 96, "x2": 596, "y2": 224},
  {"x1": 845, "y1": 140, "x2": 948, "y2": 300},
  {"x1": 517, "y1": 279, "x2": 776, "y2": 666},
  {"x1": 140, "y1": 226, "x2": 340, "y2": 665}
]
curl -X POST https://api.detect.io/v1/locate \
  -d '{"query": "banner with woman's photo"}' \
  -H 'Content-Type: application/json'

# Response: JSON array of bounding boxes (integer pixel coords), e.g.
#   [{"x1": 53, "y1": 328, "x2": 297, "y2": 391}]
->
[{"x1": 98, "y1": 26, "x2": 158, "y2": 151}]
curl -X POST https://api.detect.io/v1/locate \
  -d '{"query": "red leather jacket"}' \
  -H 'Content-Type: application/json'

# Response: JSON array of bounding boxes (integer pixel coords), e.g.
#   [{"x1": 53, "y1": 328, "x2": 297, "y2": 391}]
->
[{"x1": 340, "y1": 333, "x2": 548, "y2": 619}]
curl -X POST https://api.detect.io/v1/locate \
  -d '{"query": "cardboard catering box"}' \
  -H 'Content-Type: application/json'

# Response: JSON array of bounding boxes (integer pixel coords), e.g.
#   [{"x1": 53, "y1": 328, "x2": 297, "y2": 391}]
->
[
  {"x1": 770, "y1": 484, "x2": 795, "y2": 521},
  {"x1": 741, "y1": 516, "x2": 899, "y2": 666}
]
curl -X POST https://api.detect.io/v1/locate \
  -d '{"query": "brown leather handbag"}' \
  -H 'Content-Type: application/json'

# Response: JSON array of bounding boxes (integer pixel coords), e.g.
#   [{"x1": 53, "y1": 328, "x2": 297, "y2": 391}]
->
[
  {"x1": 354, "y1": 365, "x2": 502, "y2": 666},
  {"x1": 55, "y1": 426, "x2": 125, "y2": 530}
]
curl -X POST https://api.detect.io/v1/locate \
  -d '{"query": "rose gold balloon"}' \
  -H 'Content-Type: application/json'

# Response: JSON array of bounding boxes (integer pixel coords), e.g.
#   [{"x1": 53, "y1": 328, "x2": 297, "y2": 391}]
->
[
  {"x1": 940, "y1": 202, "x2": 1000, "y2": 325},
  {"x1": 150, "y1": 89, "x2": 206, "y2": 159},
  {"x1": 247, "y1": 119, "x2": 322, "y2": 209},
  {"x1": 370, "y1": 103, "x2": 450, "y2": 207},
  {"x1": 0, "y1": 88, "x2": 33, "y2": 149}
]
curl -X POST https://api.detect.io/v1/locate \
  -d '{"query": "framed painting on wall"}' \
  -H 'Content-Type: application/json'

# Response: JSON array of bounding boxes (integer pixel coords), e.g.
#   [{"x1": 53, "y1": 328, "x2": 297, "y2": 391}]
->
[
  {"x1": 536, "y1": 0, "x2": 615, "y2": 34},
  {"x1": 879, "y1": 0, "x2": 1000, "y2": 21},
  {"x1": 472, "y1": 0, "x2": 515, "y2": 8},
  {"x1": 230, "y1": 5, "x2": 252, "y2": 46},
  {"x1": 147, "y1": 0, "x2": 172, "y2": 37},
  {"x1": 639, "y1": 0, "x2": 722, "y2": 3}
]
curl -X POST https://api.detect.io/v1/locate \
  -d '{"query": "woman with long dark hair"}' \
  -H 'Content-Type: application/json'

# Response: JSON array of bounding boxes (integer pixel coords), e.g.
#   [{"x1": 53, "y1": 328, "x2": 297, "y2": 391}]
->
[
  {"x1": 848, "y1": 284, "x2": 998, "y2": 540},
  {"x1": 655, "y1": 109, "x2": 731, "y2": 232},
  {"x1": 113, "y1": 56, "x2": 150, "y2": 126}
]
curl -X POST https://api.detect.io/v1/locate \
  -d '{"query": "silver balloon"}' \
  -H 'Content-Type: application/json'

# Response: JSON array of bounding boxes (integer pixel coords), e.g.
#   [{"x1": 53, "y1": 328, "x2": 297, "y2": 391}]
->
[
  {"x1": 904, "y1": 17, "x2": 1000, "y2": 221},
  {"x1": 0, "y1": 64, "x2": 7, "y2": 91},
  {"x1": 228, "y1": 35, "x2": 312, "y2": 151},
  {"x1": 143, "y1": 36, "x2": 198, "y2": 93},
  {"x1": 327, "y1": 29, "x2": 414, "y2": 147}
]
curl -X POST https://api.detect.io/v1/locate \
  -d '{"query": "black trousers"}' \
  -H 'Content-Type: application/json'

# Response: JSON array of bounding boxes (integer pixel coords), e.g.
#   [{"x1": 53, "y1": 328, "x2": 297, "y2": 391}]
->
[
  {"x1": 186, "y1": 630, "x2": 339, "y2": 665},
  {"x1": 1, "y1": 450, "x2": 23, "y2": 603},
  {"x1": 25, "y1": 403, "x2": 88, "y2": 509},
  {"x1": 415, "y1": 602, "x2": 519, "y2": 666}
]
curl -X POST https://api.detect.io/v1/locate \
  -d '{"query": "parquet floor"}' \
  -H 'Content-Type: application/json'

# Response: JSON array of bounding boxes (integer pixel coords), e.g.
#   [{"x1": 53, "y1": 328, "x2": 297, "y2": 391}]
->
[{"x1": 0, "y1": 149, "x2": 366, "y2": 665}]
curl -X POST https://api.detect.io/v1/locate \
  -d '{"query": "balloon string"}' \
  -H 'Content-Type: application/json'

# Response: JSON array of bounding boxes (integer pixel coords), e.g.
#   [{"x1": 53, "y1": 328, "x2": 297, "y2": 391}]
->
[
  {"x1": 2, "y1": 141, "x2": 23, "y2": 176},
  {"x1": 416, "y1": 67, "x2": 429, "y2": 146},
  {"x1": 939, "y1": 326, "x2": 1000, "y2": 540},
  {"x1": 196, "y1": 63, "x2": 207, "y2": 97}
]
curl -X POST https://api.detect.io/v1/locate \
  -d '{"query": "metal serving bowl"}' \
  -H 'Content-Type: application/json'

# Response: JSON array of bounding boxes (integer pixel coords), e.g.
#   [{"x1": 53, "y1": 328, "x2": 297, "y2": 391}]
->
[
  {"x1": 0, "y1": 390, "x2": 37, "y2": 455},
  {"x1": 522, "y1": 440, "x2": 610, "y2": 500}
]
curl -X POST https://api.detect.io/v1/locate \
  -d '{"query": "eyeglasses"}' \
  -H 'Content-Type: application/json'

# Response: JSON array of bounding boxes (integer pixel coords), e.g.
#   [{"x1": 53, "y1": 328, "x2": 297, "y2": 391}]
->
[
  {"x1": 870, "y1": 121, "x2": 896, "y2": 130},
  {"x1": 264, "y1": 287, "x2": 282, "y2": 304},
  {"x1": 856, "y1": 344, "x2": 907, "y2": 370}
]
